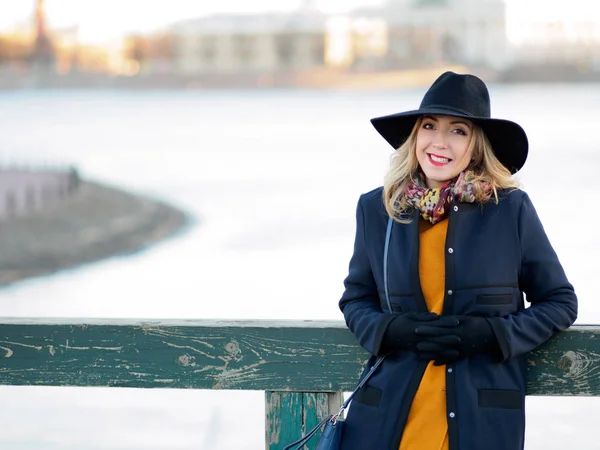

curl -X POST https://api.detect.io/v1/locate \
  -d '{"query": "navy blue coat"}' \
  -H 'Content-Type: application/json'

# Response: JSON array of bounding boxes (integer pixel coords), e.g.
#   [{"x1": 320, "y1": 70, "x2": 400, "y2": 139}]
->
[{"x1": 338, "y1": 187, "x2": 577, "y2": 450}]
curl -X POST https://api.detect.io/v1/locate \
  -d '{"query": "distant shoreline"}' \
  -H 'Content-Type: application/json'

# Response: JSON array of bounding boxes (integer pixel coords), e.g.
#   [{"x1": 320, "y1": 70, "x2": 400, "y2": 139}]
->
[
  {"x1": 0, "y1": 180, "x2": 190, "y2": 287},
  {"x1": 2, "y1": 64, "x2": 599, "y2": 91}
]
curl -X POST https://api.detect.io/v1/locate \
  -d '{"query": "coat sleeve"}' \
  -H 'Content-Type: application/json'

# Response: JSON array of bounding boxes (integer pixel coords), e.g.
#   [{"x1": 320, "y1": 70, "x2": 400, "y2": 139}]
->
[
  {"x1": 339, "y1": 195, "x2": 395, "y2": 356},
  {"x1": 488, "y1": 192, "x2": 578, "y2": 361}
]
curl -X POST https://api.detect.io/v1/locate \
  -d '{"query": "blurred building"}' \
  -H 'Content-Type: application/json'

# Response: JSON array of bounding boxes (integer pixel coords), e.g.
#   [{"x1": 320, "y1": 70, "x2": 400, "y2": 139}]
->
[
  {"x1": 346, "y1": 0, "x2": 509, "y2": 70},
  {"x1": 325, "y1": 16, "x2": 387, "y2": 68},
  {"x1": 0, "y1": 33, "x2": 31, "y2": 70},
  {"x1": 52, "y1": 26, "x2": 80, "y2": 75},
  {"x1": 124, "y1": 33, "x2": 175, "y2": 75},
  {"x1": 170, "y1": 10, "x2": 327, "y2": 75},
  {"x1": 507, "y1": 1, "x2": 600, "y2": 72}
]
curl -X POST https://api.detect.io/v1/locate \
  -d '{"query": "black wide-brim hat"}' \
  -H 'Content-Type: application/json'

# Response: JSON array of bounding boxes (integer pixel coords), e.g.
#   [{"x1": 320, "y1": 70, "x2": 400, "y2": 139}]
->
[{"x1": 370, "y1": 71, "x2": 528, "y2": 173}]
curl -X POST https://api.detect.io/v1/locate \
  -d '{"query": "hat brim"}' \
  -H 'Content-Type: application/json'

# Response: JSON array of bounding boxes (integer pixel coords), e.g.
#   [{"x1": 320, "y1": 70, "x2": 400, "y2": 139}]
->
[{"x1": 370, "y1": 107, "x2": 528, "y2": 174}]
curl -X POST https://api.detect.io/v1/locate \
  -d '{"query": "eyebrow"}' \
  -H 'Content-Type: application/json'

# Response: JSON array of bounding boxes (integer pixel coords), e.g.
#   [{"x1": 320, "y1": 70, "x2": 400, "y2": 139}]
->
[{"x1": 422, "y1": 115, "x2": 472, "y2": 128}]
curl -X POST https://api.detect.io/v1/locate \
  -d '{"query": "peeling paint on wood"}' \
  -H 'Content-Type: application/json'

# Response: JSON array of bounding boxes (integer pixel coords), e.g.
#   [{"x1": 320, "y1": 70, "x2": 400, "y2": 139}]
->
[
  {"x1": 266, "y1": 391, "x2": 342, "y2": 450},
  {"x1": 0, "y1": 346, "x2": 13, "y2": 358},
  {"x1": 266, "y1": 392, "x2": 302, "y2": 449},
  {"x1": 526, "y1": 328, "x2": 600, "y2": 395},
  {"x1": 0, "y1": 319, "x2": 365, "y2": 391},
  {"x1": 0, "y1": 319, "x2": 597, "y2": 396}
]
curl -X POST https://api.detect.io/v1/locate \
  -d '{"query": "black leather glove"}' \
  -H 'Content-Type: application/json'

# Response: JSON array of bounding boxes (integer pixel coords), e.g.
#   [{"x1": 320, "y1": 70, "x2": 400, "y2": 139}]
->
[
  {"x1": 381, "y1": 312, "x2": 459, "y2": 353},
  {"x1": 415, "y1": 315, "x2": 500, "y2": 365}
]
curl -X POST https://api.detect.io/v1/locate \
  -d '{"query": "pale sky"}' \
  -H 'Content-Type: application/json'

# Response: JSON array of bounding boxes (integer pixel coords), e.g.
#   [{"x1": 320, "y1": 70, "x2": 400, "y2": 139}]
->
[
  {"x1": 0, "y1": 0, "x2": 384, "y2": 43},
  {"x1": 1, "y1": 0, "x2": 599, "y2": 44}
]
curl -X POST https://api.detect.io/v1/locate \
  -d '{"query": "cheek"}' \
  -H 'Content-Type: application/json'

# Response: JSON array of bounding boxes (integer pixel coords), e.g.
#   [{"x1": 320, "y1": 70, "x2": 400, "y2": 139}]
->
[
  {"x1": 451, "y1": 140, "x2": 472, "y2": 165},
  {"x1": 415, "y1": 142, "x2": 427, "y2": 165},
  {"x1": 415, "y1": 134, "x2": 428, "y2": 154}
]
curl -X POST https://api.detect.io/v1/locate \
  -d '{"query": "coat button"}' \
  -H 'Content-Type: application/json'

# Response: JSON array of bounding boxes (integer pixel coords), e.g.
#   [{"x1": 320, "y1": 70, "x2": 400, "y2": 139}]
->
[
  {"x1": 449, "y1": 412, "x2": 456, "y2": 418},
  {"x1": 447, "y1": 290, "x2": 453, "y2": 295},
  {"x1": 453, "y1": 206, "x2": 458, "y2": 212},
  {"x1": 448, "y1": 248, "x2": 454, "y2": 254},
  {"x1": 448, "y1": 368, "x2": 453, "y2": 373}
]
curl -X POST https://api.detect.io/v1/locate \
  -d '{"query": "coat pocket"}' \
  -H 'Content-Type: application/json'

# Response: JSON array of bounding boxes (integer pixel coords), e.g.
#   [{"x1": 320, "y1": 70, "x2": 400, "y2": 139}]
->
[
  {"x1": 353, "y1": 385, "x2": 382, "y2": 408},
  {"x1": 475, "y1": 294, "x2": 513, "y2": 305},
  {"x1": 478, "y1": 389, "x2": 523, "y2": 409}
]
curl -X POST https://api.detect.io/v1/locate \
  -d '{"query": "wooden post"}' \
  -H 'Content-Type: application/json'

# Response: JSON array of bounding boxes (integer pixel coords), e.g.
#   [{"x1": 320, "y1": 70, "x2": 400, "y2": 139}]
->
[{"x1": 265, "y1": 391, "x2": 343, "y2": 450}]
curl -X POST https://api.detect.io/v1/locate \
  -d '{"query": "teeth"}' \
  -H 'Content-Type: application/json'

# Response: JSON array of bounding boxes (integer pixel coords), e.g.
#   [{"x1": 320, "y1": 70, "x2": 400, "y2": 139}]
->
[{"x1": 430, "y1": 154, "x2": 450, "y2": 163}]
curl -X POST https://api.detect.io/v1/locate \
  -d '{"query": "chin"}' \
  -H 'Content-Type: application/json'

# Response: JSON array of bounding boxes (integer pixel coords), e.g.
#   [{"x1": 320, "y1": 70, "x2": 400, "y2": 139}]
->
[{"x1": 423, "y1": 171, "x2": 455, "y2": 188}]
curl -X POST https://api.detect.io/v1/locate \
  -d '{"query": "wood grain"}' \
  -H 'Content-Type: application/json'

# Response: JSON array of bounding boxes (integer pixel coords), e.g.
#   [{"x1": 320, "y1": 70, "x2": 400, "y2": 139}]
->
[
  {"x1": 265, "y1": 391, "x2": 342, "y2": 449},
  {"x1": 0, "y1": 318, "x2": 597, "y2": 396}
]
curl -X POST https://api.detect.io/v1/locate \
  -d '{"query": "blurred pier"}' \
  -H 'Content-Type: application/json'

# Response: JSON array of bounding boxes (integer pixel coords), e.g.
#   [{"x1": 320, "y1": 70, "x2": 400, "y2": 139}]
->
[
  {"x1": 0, "y1": 164, "x2": 189, "y2": 287},
  {"x1": 0, "y1": 165, "x2": 79, "y2": 219}
]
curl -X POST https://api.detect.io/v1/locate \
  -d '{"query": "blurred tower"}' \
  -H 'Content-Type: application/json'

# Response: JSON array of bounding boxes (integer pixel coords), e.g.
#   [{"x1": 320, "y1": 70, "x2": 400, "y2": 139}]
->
[{"x1": 31, "y1": 0, "x2": 56, "y2": 73}]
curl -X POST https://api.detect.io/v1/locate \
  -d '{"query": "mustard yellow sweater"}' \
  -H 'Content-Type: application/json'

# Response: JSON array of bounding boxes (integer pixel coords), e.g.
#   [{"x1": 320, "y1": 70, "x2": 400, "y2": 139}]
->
[{"x1": 399, "y1": 218, "x2": 449, "y2": 450}]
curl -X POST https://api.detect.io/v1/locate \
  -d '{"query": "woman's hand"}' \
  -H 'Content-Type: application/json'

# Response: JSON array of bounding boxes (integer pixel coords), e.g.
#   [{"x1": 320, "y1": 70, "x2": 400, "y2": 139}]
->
[
  {"x1": 381, "y1": 313, "x2": 460, "y2": 353},
  {"x1": 414, "y1": 315, "x2": 500, "y2": 365}
]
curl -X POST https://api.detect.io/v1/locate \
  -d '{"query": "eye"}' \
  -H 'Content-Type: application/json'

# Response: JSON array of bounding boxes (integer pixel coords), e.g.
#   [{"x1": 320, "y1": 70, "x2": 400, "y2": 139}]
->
[
  {"x1": 453, "y1": 128, "x2": 468, "y2": 136},
  {"x1": 423, "y1": 123, "x2": 435, "y2": 130}
]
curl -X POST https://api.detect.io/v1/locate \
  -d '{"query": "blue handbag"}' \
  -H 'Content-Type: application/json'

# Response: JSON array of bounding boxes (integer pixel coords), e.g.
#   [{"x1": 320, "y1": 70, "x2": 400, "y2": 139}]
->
[
  {"x1": 283, "y1": 217, "x2": 395, "y2": 450},
  {"x1": 282, "y1": 357, "x2": 385, "y2": 450}
]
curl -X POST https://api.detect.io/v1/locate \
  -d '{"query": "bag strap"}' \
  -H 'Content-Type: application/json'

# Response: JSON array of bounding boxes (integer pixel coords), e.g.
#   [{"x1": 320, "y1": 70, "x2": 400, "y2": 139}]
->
[
  {"x1": 282, "y1": 414, "x2": 334, "y2": 450},
  {"x1": 383, "y1": 216, "x2": 394, "y2": 314},
  {"x1": 340, "y1": 355, "x2": 384, "y2": 409},
  {"x1": 283, "y1": 217, "x2": 394, "y2": 450}
]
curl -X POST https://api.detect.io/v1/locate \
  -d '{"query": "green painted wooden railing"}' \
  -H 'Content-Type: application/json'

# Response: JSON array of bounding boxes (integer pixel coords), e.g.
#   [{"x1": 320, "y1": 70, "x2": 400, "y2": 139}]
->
[{"x1": 0, "y1": 318, "x2": 598, "y2": 449}]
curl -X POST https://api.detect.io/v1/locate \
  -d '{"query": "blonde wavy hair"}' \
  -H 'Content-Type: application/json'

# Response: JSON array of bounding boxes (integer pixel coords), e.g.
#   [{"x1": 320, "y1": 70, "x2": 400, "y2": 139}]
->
[{"x1": 383, "y1": 116, "x2": 520, "y2": 223}]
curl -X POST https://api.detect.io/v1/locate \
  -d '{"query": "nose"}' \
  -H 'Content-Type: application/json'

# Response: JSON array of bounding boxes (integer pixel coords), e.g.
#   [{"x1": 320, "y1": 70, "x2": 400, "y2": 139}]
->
[
  {"x1": 431, "y1": 130, "x2": 448, "y2": 150},
  {"x1": 432, "y1": 133, "x2": 448, "y2": 149}
]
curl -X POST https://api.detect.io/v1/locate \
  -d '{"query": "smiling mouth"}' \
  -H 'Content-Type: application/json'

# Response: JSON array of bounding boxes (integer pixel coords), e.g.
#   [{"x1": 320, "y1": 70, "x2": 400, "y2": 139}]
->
[{"x1": 428, "y1": 153, "x2": 452, "y2": 166}]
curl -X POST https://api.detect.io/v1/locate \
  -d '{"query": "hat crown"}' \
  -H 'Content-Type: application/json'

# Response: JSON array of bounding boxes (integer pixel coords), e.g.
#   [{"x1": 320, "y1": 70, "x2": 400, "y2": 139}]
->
[{"x1": 419, "y1": 71, "x2": 491, "y2": 118}]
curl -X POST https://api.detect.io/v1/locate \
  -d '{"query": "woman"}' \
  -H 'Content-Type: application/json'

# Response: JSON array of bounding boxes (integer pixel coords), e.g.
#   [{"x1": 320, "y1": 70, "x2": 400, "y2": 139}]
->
[{"x1": 338, "y1": 72, "x2": 577, "y2": 450}]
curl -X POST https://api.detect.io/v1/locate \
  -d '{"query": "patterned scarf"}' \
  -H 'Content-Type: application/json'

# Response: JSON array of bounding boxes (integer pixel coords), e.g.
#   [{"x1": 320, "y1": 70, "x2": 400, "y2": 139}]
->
[{"x1": 403, "y1": 170, "x2": 492, "y2": 224}]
